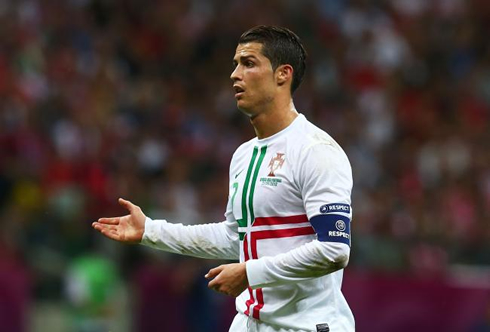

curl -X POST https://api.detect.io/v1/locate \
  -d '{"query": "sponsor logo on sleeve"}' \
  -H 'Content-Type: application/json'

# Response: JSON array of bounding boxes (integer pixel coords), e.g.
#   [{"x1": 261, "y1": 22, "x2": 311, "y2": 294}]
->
[{"x1": 320, "y1": 203, "x2": 350, "y2": 214}]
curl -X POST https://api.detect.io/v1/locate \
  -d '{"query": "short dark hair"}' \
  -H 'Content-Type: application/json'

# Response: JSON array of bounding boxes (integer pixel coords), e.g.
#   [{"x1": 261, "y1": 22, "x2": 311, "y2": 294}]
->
[{"x1": 239, "y1": 25, "x2": 307, "y2": 94}]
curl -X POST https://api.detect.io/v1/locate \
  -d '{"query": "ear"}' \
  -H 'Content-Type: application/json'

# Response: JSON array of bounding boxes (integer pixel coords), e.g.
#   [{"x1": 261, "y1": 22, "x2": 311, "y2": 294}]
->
[{"x1": 275, "y1": 64, "x2": 293, "y2": 87}]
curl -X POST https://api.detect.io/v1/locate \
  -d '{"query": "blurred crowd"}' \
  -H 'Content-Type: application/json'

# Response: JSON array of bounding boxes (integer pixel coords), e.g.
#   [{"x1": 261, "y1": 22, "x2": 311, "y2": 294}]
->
[{"x1": 0, "y1": 0, "x2": 489, "y2": 330}]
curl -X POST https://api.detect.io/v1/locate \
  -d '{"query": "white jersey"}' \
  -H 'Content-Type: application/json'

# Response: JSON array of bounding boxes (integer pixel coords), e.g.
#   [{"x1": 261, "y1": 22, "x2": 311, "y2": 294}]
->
[{"x1": 142, "y1": 114, "x2": 354, "y2": 331}]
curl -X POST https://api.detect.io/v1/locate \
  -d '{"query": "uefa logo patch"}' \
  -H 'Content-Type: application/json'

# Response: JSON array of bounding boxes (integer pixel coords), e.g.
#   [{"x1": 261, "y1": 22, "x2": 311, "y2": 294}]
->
[{"x1": 335, "y1": 220, "x2": 346, "y2": 232}]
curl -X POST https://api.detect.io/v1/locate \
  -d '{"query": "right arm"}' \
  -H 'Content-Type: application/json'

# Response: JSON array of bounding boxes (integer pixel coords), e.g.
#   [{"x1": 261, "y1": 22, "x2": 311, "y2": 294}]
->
[
  {"x1": 92, "y1": 198, "x2": 240, "y2": 260},
  {"x1": 141, "y1": 217, "x2": 239, "y2": 260}
]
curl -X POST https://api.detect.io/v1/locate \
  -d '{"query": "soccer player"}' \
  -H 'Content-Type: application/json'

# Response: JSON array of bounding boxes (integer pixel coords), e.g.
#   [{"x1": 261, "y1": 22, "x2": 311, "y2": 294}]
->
[{"x1": 93, "y1": 25, "x2": 354, "y2": 332}]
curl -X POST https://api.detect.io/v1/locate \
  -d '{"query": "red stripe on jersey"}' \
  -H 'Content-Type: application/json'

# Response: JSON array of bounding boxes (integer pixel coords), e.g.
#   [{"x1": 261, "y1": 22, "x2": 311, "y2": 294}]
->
[
  {"x1": 244, "y1": 234, "x2": 250, "y2": 261},
  {"x1": 248, "y1": 226, "x2": 316, "y2": 320},
  {"x1": 253, "y1": 288, "x2": 264, "y2": 319},
  {"x1": 243, "y1": 235, "x2": 255, "y2": 316},
  {"x1": 244, "y1": 286, "x2": 255, "y2": 317},
  {"x1": 250, "y1": 227, "x2": 316, "y2": 258},
  {"x1": 253, "y1": 214, "x2": 308, "y2": 227}
]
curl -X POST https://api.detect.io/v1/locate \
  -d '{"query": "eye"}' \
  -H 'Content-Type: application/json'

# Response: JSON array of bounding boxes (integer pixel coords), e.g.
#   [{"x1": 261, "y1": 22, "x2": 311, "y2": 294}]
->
[{"x1": 245, "y1": 61, "x2": 254, "y2": 68}]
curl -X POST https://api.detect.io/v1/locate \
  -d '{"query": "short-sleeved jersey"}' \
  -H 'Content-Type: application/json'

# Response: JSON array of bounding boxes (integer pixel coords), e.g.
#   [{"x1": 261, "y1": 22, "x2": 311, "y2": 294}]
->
[{"x1": 228, "y1": 114, "x2": 354, "y2": 331}]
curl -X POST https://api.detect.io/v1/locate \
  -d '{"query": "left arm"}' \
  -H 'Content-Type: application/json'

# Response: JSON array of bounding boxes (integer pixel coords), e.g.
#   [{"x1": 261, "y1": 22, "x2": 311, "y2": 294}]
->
[
  {"x1": 207, "y1": 234, "x2": 349, "y2": 295},
  {"x1": 246, "y1": 239, "x2": 349, "y2": 289}
]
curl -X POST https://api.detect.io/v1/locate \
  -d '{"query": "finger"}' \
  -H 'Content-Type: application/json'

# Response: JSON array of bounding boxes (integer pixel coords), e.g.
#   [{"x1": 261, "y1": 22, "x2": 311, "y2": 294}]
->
[
  {"x1": 205, "y1": 265, "x2": 223, "y2": 279},
  {"x1": 208, "y1": 277, "x2": 221, "y2": 290},
  {"x1": 92, "y1": 223, "x2": 118, "y2": 232},
  {"x1": 93, "y1": 225, "x2": 119, "y2": 239},
  {"x1": 95, "y1": 217, "x2": 120, "y2": 225},
  {"x1": 118, "y1": 198, "x2": 135, "y2": 212},
  {"x1": 100, "y1": 229, "x2": 121, "y2": 241},
  {"x1": 208, "y1": 279, "x2": 219, "y2": 292}
]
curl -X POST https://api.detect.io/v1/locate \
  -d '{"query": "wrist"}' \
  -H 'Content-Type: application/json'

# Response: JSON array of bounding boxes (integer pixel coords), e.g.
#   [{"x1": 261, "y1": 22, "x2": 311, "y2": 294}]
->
[
  {"x1": 241, "y1": 262, "x2": 248, "y2": 284},
  {"x1": 140, "y1": 217, "x2": 160, "y2": 246}
]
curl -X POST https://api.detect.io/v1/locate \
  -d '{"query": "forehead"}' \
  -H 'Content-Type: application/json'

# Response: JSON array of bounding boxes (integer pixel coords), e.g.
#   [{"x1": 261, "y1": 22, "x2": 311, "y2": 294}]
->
[{"x1": 233, "y1": 42, "x2": 266, "y2": 60}]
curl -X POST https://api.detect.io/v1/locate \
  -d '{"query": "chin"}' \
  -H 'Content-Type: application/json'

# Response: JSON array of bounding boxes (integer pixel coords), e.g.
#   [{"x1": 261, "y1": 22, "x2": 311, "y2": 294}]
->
[
  {"x1": 236, "y1": 103, "x2": 254, "y2": 117},
  {"x1": 236, "y1": 100, "x2": 247, "y2": 111}
]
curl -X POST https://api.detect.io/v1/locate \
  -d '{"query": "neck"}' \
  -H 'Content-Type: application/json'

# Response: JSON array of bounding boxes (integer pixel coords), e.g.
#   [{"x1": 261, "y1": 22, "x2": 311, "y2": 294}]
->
[{"x1": 250, "y1": 99, "x2": 298, "y2": 139}]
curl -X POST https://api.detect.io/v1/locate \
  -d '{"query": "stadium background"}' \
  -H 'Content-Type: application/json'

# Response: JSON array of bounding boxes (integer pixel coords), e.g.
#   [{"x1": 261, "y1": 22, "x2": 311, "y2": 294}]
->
[{"x1": 0, "y1": 0, "x2": 489, "y2": 331}]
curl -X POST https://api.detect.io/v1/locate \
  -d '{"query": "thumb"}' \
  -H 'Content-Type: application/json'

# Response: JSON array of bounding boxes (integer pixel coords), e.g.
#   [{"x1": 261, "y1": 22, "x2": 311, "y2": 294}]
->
[
  {"x1": 205, "y1": 265, "x2": 223, "y2": 279},
  {"x1": 118, "y1": 198, "x2": 136, "y2": 212}
]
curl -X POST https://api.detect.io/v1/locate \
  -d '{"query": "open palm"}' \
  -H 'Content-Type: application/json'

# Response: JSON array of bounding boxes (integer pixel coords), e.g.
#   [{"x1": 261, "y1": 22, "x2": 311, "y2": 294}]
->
[{"x1": 92, "y1": 198, "x2": 146, "y2": 244}]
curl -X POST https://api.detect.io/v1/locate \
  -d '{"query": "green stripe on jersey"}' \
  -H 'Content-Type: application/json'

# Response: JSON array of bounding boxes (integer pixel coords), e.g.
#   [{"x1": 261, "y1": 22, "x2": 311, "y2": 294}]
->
[
  {"x1": 249, "y1": 146, "x2": 267, "y2": 225},
  {"x1": 237, "y1": 145, "x2": 267, "y2": 240},
  {"x1": 238, "y1": 147, "x2": 258, "y2": 240}
]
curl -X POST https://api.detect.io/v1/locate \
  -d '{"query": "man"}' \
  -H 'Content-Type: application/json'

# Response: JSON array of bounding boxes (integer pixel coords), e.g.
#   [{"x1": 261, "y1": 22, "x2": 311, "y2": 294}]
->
[{"x1": 93, "y1": 25, "x2": 354, "y2": 332}]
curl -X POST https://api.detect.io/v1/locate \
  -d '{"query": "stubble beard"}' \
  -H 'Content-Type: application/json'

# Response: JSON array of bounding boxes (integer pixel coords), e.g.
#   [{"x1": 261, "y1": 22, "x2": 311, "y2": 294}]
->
[{"x1": 236, "y1": 94, "x2": 275, "y2": 119}]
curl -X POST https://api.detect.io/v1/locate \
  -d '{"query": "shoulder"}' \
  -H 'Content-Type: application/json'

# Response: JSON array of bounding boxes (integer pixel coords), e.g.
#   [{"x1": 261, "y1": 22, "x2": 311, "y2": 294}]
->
[
  {"x1": 287, "y1": 115, "x2": 350, "y2": 167},
  {"x1": 231, "y1": 137, "x2": 256, "y2": 161},
  {"x1": 228, "y1": 136, "x2": 257, "y2": 177}
]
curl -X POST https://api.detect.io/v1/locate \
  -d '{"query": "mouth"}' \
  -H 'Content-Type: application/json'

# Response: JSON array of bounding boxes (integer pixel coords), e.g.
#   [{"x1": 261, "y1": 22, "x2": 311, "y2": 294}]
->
[{"x1": 233, "y1": 85, "x2": 245, "y2": 98}]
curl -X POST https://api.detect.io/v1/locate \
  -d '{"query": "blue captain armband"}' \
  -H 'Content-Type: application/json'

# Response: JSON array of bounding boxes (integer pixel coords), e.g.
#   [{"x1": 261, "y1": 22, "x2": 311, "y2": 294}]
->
[{"x1": 310, "y1": 214, "x2": 351, "y2": 246}]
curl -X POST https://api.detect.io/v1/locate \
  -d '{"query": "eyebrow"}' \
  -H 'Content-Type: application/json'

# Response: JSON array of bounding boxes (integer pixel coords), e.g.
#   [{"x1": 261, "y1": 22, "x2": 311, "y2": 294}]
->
[{"x1": 232, "y1": 55, "x2": 259, "y2": 66}]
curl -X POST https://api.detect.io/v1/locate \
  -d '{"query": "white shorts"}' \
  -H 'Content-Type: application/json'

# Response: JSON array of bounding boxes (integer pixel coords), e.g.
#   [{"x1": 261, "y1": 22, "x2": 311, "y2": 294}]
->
[{"x1": 229, "y1": 312, "x2": 307, "y2": 332}]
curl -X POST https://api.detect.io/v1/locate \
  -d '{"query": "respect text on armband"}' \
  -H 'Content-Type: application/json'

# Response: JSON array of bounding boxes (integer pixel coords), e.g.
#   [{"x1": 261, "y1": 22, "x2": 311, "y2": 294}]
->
[
  {"x1": 320, "y1": 203, "x2": 351, "y2": 214},
  {"x1": 328, "y1": 231, "x2": 350, "y2": 239}
]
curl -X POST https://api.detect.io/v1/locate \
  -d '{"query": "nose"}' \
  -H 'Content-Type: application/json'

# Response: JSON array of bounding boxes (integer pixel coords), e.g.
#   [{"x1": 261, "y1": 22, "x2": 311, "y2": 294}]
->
[{"x1": 230, "y1": 65, "x2": 241, "y2": 82}]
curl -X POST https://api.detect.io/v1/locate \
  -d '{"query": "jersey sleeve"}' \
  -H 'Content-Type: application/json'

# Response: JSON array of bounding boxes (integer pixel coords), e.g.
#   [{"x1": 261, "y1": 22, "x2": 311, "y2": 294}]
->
[
  {"x1": 246, "y1": 140, "x2": 353, "y2": 289},
  {"x1": 299, "y1": 141, "x2": 353, "y2": 246},
  {"x1": 140, "y1": 162, "x2": 240, "y2": 260},
  {"x1": 299, "y1": 140, "x2": 352, "y2": 218},
  {"x1": 141, "y1": 215, "x2": 239, "y2": 260}
]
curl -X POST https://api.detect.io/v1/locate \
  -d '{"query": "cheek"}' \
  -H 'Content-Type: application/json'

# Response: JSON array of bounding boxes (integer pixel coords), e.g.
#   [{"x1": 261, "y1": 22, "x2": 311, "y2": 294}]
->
[
  {"x1": 248, "y1": 72, "x2": 274, "y2": 92},
  {"x1": 246, "y1": 71, "x2": 261, "y2": 84}
]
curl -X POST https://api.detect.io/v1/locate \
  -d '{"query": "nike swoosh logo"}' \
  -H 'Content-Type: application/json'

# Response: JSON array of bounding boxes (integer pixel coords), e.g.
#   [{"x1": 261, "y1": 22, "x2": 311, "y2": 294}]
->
[{"x1": 235, "y1": 170, "x2": 244, "y2": 179}]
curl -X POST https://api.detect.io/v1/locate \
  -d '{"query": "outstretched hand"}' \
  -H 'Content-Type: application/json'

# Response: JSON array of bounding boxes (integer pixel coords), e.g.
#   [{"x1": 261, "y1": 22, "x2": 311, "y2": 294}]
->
[
  {"x1": 205, "y1": 263, "x2": 249, "y2": 297},
  {"x1": 92, "y1": 198, "x2": 146, "y2": 244}
]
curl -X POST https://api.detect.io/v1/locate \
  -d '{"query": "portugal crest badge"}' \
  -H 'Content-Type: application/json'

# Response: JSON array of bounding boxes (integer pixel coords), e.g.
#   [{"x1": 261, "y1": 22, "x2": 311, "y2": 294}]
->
[{"x1": 268, "y1": 153, "x2": 285, "y2": 177}]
